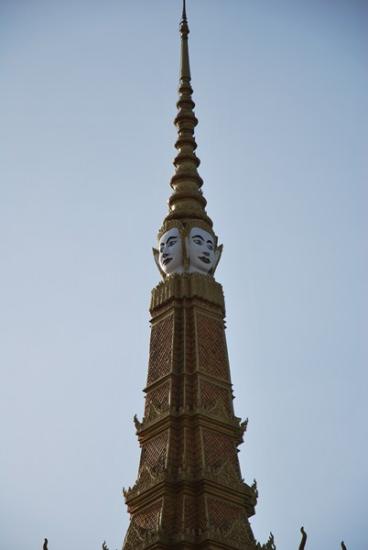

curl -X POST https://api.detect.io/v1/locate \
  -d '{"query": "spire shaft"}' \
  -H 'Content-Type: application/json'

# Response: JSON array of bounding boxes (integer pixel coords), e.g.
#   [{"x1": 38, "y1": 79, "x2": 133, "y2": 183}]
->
[
  {"x1": 180, "y1": 1, "x2": 190, "y2": 80},
  {"x1": 163, "y1": 1, "x2": 213, "y2": 230},
  {"x1": 182, "y1": 0, "x2": 187, "y2": 21}
]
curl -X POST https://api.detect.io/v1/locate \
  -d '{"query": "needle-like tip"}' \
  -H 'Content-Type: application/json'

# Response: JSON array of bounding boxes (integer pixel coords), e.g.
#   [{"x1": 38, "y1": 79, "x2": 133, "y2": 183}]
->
[{"x1": 182, "y1": 0, "x2": 187, "y2": 22}]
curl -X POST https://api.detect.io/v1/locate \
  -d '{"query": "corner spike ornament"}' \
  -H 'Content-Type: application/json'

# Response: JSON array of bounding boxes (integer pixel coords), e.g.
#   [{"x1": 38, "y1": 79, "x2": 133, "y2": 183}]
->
[{"x1": 154, "y1": 1, "x2": 223, "y2": 278}]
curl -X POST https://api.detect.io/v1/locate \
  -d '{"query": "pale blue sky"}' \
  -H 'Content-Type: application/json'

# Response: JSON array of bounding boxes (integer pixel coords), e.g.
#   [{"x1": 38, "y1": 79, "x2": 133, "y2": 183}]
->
[{"x1": 0, "y1": 1, "x2": 367, "y2": 549}]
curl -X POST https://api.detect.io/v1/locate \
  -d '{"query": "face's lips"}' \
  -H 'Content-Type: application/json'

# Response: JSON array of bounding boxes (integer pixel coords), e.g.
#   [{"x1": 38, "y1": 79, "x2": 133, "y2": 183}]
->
[
  {"x1": 162, "y1": 257, "x2": 172, "y2": 266},
  {"x1": 199, "y1": 256, "x2": 210, "y2": 264}
]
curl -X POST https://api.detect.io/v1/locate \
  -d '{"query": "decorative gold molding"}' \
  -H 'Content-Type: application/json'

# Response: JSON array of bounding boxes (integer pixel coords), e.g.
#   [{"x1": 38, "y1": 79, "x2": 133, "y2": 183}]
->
[{"x1": 150, "y1": 272, "x2": 225, "y2": 314}]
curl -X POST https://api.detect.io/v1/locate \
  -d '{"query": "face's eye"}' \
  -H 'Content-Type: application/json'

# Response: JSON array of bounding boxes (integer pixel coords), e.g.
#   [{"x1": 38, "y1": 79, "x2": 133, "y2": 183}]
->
[
  {"x1": 159, "y1": 244, "x2": 164, "y2": 253},
  {"x1": 193, "y1": 238, "x2": 202, "y2": 246},
  {"x1": 207, "y1": 242, "x2": 214, "y2": 251},
  {"x1": 168, "y1": 239, "x2": 177, "y2": 247}
]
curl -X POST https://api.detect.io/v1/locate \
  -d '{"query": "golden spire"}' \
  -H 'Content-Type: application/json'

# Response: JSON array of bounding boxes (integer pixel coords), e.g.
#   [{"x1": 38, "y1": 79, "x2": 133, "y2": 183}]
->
[{"x1": 162, "y1": 0, "x2": 213, "y2": 232}]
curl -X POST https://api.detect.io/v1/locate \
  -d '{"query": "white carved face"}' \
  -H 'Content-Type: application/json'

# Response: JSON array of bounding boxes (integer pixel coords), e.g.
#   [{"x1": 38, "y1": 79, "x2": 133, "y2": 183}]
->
[
  {"x1": 188, "y1": 227, "x2": 216, "y2": 274},
  {"x1": 158, "y1": 228, "x2": 183, "y2": 275}
]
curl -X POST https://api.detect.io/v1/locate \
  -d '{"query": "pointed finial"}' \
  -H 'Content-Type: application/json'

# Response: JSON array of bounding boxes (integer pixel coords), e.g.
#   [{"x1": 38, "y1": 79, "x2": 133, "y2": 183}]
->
[
  {"x1": 182, "y1": 0, "x2": 187, "y2": 22},
  {"x1": 160, "y1": 0, "x2": 213, "y2": 236},
  {"x1": 341, "y1": 542, "x2": 347, "y2": 550},
  {"x1": 179, "y1": 0, "x2": 190, "y2": 79}
]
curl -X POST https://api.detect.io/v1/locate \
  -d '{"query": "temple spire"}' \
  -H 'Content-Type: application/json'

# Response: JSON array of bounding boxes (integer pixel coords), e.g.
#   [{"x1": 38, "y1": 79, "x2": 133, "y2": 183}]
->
[
  {"x1": 122, "y1": 5, "x2": 276, "y2": 549},
  {"x1": 163, "y1": 0, "x2": 213, "y2": 231}
]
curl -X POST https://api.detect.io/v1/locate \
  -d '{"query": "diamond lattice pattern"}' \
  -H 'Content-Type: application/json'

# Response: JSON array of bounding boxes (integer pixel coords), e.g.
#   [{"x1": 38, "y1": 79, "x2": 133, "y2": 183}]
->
[
  {"x1": 202, "y1": 428, "x2": 239, "y2": 472},
  {"x1": 139, "y1": 431, "x2": 168, "y2": 474},
  {"x1": 147, "y1": 314, "x2": 173, "y2": 385},
  {"x1": 197, "y1": 313, "x2": 229, "y2": 380}
]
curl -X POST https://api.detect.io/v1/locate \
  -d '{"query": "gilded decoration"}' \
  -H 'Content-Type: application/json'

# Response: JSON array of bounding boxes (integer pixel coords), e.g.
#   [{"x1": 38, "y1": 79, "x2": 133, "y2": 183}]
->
[
  {"x1": 139, "y1": 431, "x2": 168, "y2": 474},
  {"x1": 196, "y1": 312, "x2": 230, "y2": 380},
  {"x1": 199, "y1": 378, "x2": 234, "y2": 418},
  {"x1": 120, "y1": 2, "x2": 350, "y2": 548},
  {"x1": 147, "y1": 314, "x2": 174, "y2": 385},
  {"x1": 205, "y1": 458, "x2": 241, "y2": 488},
  {"x1": 122, "y1": 3, "x2": 277, "y2": 549},
  {"x1": 123, "y1": 523, "x2": 160, "y2": 550},
  {"x1": 150, "y1": 272, "x2": 225, "y2": 314}
]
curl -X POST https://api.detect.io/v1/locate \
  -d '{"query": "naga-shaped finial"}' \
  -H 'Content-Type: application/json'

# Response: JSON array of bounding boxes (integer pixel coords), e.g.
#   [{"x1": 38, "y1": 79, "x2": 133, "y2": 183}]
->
[
  {"x1": 43, "y1": 538, "x2": 48, "y2": 550},
  {"x1": 299, "y1": 526, "x2": 307, "y2": 549},
  {"x1": 133, "y1": 414, "x2": 142, "y2": 431},
  {"x1": 251, "y1": 478, "x2": 259, "y2": 499},
  {"x1": 341, "y1": 542, "x2": 347, "y2": 550},
  {"x1": 241, "y1": 417, "x2": 249, "y2": 433}
]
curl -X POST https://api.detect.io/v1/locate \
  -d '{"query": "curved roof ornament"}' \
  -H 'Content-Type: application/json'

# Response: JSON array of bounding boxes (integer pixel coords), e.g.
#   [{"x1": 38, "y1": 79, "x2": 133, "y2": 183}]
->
[{"x1": 298, "y1": 527, "x2": 307, "y2": 549}]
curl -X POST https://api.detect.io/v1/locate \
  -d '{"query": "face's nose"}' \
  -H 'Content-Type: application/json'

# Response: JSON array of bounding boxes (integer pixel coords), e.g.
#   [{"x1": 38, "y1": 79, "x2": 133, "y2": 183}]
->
[
  {"x1": 162, "y1": 244, "x2": 169, "y2": 258},
  {"x1": 203, "y1": 251, "x2": 210, "y2": 257}
]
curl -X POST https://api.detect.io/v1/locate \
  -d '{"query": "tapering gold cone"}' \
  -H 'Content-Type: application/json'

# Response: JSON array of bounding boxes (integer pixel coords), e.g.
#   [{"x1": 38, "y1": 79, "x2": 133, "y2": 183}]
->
[{"x1": 161, "y1": 1, "x2": 213, "y2": 237}]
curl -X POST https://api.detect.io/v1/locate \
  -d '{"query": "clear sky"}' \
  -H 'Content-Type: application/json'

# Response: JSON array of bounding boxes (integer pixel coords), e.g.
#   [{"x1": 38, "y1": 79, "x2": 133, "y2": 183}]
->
[{"x1": 1, "y1": 1, "x2": 367, "y2": 549}]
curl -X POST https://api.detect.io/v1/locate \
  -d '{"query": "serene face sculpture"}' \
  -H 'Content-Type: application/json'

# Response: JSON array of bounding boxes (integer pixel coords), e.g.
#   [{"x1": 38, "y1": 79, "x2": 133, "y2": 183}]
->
[
  {"x1": 158, "y1": 227, "x2": 183, "y2": 275},
  {"x1": 187, "y1": 227, "x2": 216, "y2": 274}
]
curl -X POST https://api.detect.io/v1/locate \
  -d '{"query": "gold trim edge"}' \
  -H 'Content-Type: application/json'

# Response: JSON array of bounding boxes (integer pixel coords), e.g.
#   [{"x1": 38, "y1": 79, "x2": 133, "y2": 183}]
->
[{"x1": 150, "y1": 273, "x2": 225, "y2": 314}]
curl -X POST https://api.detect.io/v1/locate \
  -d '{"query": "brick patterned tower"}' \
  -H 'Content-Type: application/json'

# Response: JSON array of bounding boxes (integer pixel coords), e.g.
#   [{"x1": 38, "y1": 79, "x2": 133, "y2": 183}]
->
[{"x1": 122, "y1": 3, "x2": 275, "y2": 549}]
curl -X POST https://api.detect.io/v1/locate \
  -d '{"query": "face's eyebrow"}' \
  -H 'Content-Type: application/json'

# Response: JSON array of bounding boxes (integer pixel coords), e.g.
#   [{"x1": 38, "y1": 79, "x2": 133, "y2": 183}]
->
[
  {"x1": 192, "y1": 235, "x2": 204, "y2": 241},
  {"x1": 206, "y1": 239, "x2": 214, "y2": 245},
  {"x1": 166, "y1": 236, "x2": 178, "y2": 244}
]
